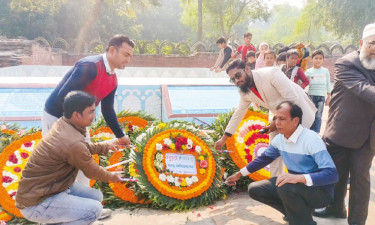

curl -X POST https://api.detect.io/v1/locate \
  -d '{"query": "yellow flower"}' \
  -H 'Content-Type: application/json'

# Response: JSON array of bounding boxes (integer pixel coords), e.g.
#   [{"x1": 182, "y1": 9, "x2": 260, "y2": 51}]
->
[
  {"x1": 221, "y1": 194, "x2": 227, "y2": 199},
  {"x1": 182, "y1": 145, "x2": 187, "y2": 150},
  {"x1": 198, "y1": 156, "x2": 204, "y2": 161},
  {"x1": 199, "y1": 169, "x2": 206, "y2": 174},
  {"x1": 158, "y1": 123, "x2": 166, "y2": 128},
  {"x1": 170, "y1": 143, "x2": 175, "y2": 149},
  {"x1": 180, "y1": 178, "x2": 187, "y2": 187}
]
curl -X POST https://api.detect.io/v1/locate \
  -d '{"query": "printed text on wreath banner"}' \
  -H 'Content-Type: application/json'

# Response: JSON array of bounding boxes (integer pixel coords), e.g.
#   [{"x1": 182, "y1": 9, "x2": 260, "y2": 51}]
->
[{"x1": 165, "y1": 153, "x2": 197, "y2": 175}]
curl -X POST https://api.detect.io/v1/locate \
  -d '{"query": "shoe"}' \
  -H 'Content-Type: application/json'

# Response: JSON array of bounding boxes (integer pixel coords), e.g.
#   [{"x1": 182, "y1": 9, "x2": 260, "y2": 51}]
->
[
  {"x1": 98, "y1": 208, "x2": 112, "y2": 220},
  {"x1": 282, "y1": 216, "x2": 288, "y2": 222},
  {"x1": 313, "y1": 206, "x2": 347, "y2": 218}
]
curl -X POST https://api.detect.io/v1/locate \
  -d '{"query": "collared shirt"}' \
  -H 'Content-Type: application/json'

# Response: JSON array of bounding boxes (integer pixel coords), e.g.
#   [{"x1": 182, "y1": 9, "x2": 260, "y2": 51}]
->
[
  {"x1": 283, "y1": 124, "x2": 303, "y2": 144},
  {"x1": 103, "y1": 53, "x2": 115, "y2": 75}
]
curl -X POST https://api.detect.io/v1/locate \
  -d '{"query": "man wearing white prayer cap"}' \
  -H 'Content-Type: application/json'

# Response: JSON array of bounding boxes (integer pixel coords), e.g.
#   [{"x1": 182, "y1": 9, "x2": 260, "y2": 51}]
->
[{"x1": 314, "y1": 23, "x2": 375, "y2": 225}]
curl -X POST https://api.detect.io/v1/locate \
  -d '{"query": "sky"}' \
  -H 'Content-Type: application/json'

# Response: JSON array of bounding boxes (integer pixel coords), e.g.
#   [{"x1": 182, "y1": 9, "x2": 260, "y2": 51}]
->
[{"x1": 268, "y1": 0, "x2": 306, "y2": 9}]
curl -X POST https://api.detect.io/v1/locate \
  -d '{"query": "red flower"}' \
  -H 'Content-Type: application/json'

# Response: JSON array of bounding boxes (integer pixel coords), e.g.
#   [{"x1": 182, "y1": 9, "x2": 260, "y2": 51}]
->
[
  {"x1": 2, "y1": 176, "x2": 13, "y2": 183},
  {"x1": 14, "y1": 167, "x2": 21, "y2": 173},
  {"x1": 245, "y1": 155, "x2": 253, "y2": 163},
  {"x1": 176, "y1": 137, "x2": 188, "y2": 145},
  {"x1": 128, "y1": 124, "x2": 133, "y2": 132},
  {"x1": 10, "y1": 191, "x2": 16, "y2": 197},
  {"x1": 245, "y1": 138, "x2": 254, "y2": 146},
  {"x1": 199, "y1": 160, "x2": 208, "y2": 168},
  {"x1": 24, "y1": 142, "x2": 32, "y2": 148},
  {"x1": 163, "y1": 144, "x2": 169, "y2": 150},
  {"x1": 244, "y1": 149, "x2": 250, "y2": 155},
  {"x1": 178, "y1": 178, "x2": 183, "y2": 183},
  {"x1": 8, "y1": 154, "x2": 18, "y2": 164},
  {"x1": 176, "y1": 142, "x2": 182, "y2": 151},
  {"x1": 20, "y1": 152, "x2": 29, "y2": 159}
]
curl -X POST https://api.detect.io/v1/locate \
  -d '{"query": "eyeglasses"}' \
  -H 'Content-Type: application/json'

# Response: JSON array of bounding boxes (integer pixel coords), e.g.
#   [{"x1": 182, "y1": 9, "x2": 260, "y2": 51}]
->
[{"x1": 229, "y1": 70, "x2": 244, "y2": 83}]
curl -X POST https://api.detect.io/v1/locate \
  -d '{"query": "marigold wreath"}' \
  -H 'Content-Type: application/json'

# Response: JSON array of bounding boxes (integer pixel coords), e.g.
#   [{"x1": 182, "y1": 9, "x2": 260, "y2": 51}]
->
[
  {"x1": 211, "y1": 108, "x2": 271, "y2": 189},
  {"x1": 0, "y1": 132, "x2": 42, "y2": 218},
  {"x1": 132, "y1": 124, "x2": 225, "y2": 210}
]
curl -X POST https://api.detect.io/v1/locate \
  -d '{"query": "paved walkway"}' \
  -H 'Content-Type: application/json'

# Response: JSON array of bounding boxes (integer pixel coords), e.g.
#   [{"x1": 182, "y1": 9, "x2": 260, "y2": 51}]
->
[{"x1": 94, "y1": 107, "x2": 375, "y2": 225}]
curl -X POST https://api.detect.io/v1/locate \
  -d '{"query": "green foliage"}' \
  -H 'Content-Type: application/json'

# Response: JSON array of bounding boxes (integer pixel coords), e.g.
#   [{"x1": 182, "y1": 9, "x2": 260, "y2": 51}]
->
[
  {"x1": 90, "y1": 44, "x2": 105, "y2": 54},
  {"x1": 316, "y1": 0, "x2": 375, "y2": 42},
  {"x1": 180, "y1": 0, "x2": 269, "y2": 41}
]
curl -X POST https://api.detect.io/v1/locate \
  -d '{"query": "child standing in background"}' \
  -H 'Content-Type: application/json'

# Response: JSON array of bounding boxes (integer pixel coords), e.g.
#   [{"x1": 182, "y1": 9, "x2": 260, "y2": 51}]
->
[
  {"x1": 245, "y1": 51, "x2": 256, "y2": 70},
  {"x1": 255, "y1": 42, "x2": 269, "y2": 69},
  {"x1": 305, "y1": 50, "x2": 331, "y2": 133},
  {"x1": 211, "y1": 37, "x2": 232, "y2": 72},
  {"x1": 281, "y1": 49, "x2": 309, "y2": 89},
  {"x1": 264, "y1": 50, "x2": 276, "y2": 67},
  {"x1": 232, "y1": 33, "x2": 256, "y2": 60}
]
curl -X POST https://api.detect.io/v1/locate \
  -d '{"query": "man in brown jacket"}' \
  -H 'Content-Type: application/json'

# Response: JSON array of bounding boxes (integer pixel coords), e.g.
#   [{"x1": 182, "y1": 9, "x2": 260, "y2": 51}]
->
[
  {"x1": 314, "y1": 23, "x2": 375, "y2": 225},
  {"x1": 16, "y1": 91, "x2": 122, "y2": 224}
]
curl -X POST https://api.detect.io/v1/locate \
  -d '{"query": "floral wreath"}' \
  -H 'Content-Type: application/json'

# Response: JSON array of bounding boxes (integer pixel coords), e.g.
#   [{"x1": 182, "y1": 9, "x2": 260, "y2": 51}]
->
[
  {"x1": 132, "y1": 125, "x2": 225, "y2": 210},
  {"x1": 90, "y1": 116, "x2": 149, "y2": 200},
  {"x1": 107, "y1": 151, "x2": 147, "y2": 204},
  {"x1": 0, "y1": 132, "x2": 42, "y2": 218},
  {"x1": 226, "y1": 110, "x2": 271, "y2": 181},
  {"x1": 0, "y1": 210, "x2": 12, "y2": 222}
]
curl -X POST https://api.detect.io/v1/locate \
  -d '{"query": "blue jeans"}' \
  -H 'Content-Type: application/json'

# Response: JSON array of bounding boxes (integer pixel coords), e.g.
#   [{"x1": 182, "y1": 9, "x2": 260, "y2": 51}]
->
[
  {"x1": 20, "y1": 182, "x2": 103, "y2": 225},
  {"x1": 310, "y1": 95, "x2": 325, "y2": 133}
]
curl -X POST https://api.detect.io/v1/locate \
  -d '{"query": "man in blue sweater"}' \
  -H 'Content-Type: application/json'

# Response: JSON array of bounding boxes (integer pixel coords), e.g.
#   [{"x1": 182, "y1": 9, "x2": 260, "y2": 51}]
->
[
  {"x1": 225, "y1": 101, "x2": 338, "y2": 225},
  {"x1": 43, "y1": 34, "x2": 134, "y2": 146}
]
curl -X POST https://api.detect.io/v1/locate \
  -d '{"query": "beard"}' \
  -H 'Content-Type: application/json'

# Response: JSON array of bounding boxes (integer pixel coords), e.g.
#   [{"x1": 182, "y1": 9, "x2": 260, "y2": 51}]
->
[
  {"x1": 359, "y1": 50, "x2": 375, "y2": 70},
  {"x1": 239, "y1": 73, "x2": 252, "y2": 93}
]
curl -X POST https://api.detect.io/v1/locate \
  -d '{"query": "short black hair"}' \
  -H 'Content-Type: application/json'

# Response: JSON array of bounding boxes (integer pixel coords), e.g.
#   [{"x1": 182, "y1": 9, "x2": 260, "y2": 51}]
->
[
  {"x1": 63, "y1": 91, "x2": 96, "y2": 119},
  {"x1": 311, "y1": 49, "x2": 324, "y2": 59},
  {"x1": 106, "y1": 34, "x2": 135, "y2": 51},
  {"x1": 216, "y1": 37, "x2": 226, "y2": 44},
  {"x1": 286, "y1": 49, "x2": 300, "y2": 58},
  {"x1": 276, "y1": 52, "x2": 287, "y2": 62},
  {"x1": 278, "y1": 46, "x2": 290, "y2": 54},
  {"x1": 264, "y1": 50, "x2": 276, "y2": 59},
  {"x1": 245, "y1": 51, "x2": 256, "y2": 61},
  {"x1": 226, "y1": 59, "x2": 246, "y2": 74},
  {"x1": 244, "y1": 32, "x2": 252, "y2": 38},
  {"x1": 276, "y1": 101, "x2": 303, "y2": 124}
]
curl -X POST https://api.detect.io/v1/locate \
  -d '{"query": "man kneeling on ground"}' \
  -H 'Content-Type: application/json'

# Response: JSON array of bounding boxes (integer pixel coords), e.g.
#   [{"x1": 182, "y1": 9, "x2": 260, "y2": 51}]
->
[
  {"x1": 16, "y1": 91, "x2": 123, "y2": 224},
  {"x1": 225, "y1": 101, "x2": 338, "y2": 225}
]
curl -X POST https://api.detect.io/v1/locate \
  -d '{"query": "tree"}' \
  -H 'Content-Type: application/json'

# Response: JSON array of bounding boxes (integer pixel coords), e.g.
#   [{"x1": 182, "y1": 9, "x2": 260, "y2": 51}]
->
[
  {"x1": 180, "y1": 0, "x2": 269, "y2": 42},
  {"x1": 8, "y1": 0, "x2": 160, "y2": 52},
  {"x1": 316, "y1": 0, "x2": 375, "y2": 41}
]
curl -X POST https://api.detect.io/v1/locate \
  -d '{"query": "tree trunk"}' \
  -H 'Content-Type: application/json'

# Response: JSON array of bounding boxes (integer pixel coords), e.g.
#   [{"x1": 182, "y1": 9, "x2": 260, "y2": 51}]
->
[
  {"x1": 197, "y1": 0, "x2": 203, "y2": 43},
  {"x1": 74, "y1": 0, "x2": 104, "y2": 53}
]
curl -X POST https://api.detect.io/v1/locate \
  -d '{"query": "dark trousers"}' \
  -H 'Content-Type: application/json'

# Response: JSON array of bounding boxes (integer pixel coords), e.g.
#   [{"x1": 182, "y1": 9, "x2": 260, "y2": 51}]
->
[
  {"x1": 326, "y1": 139, "x2": 375, "y2": 225},
  {"x1": 248, "y1": 177, "x2": 332, "y2": 225}
]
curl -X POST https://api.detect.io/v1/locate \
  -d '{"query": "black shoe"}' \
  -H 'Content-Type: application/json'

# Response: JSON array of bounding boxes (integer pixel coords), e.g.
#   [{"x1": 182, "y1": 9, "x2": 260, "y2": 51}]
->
[{"x1": 313, "y1": 206, "x2": 347, "y2": 218}]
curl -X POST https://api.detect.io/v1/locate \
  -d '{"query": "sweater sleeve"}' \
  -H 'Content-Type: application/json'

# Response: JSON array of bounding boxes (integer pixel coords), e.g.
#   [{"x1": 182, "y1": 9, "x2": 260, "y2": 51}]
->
[
  {"x1": 101, "y1": 87, "x2": 125, "y2": 138},
  {"x1": 65, "y1": 142, "x2": 113, "y2": 182},
  {"x1": 242, "y1": 144, "x2": 280, "y2": 175},
  {"x1": 57, "y1": 62, "x2": 97, "y2": 104},
  {"x1": 307, "y1": 135, "x2": 338, "y2": 186},
  {"x1": 297, "y1": 67, "x2": 309, "y2": 89}
]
